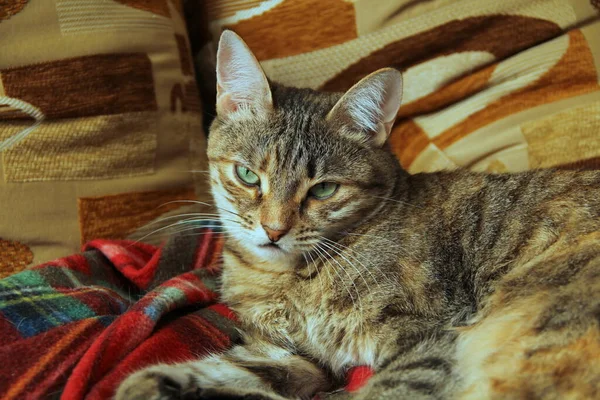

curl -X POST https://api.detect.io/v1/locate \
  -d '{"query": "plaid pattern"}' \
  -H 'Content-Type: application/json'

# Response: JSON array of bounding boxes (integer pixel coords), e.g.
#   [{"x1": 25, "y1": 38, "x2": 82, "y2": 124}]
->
[
  {"x1": 0, "y1": 228, "x2": 373, "y2": 399},
  {"x1": 0, "y1": 228, "x2": 232, "y2": 400}
]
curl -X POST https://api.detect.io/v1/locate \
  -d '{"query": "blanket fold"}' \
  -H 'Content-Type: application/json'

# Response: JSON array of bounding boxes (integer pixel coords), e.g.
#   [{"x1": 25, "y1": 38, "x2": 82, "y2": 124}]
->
[
  {"x1": 0, "y1": 229, "x2": 369, "y2": 399},
  {"x1": 0, "y1": 229, "x2": 236, "y2": 400}
]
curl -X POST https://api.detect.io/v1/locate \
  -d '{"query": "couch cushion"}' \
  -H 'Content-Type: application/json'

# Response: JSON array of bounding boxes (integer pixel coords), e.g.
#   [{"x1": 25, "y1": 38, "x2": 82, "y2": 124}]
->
[{"x1": 0, "y1": 0, "x2": 210, "y2": 277}]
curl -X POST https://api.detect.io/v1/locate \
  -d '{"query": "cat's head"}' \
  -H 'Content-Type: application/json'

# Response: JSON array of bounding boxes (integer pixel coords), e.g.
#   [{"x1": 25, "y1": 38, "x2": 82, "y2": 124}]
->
[{"x1": 207, "y1": 31, "x2": 403, "y2": 266}]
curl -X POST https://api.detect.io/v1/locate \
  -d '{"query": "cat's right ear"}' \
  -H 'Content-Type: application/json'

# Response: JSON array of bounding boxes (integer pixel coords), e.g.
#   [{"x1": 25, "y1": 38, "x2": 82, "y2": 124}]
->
[
  {"x1": 216, "y1": 30, "x2": 273, "y2": 118},
  {"x1": 327, "y1": 68, "x2": 402, "y2": 147}
]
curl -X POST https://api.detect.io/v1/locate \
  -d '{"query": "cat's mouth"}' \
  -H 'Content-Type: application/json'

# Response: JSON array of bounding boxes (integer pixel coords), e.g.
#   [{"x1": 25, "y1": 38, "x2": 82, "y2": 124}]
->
[
  {"x1": 260, "y1": 242, "x2": 281, "y2": 249},
  {"x1": 259, "y1": 243, "x2": 286, "y2": 253}
]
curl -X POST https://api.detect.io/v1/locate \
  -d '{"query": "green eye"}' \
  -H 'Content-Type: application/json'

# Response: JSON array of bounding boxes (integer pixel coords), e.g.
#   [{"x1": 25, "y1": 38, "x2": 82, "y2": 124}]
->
[
  {"x1": 235, "y1": 165, "x2": 260, "y2": 186},
  {"x1": 309, "y1": 182, "x2": 339, "y2": 199}
]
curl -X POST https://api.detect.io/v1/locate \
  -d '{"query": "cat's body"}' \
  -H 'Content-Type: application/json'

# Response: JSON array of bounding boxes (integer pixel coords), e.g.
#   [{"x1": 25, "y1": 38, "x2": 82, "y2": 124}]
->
[
  {"x1": 116, "y1": 31, "x2": 600, "y2": 400},
  {"x1": 220, "y1": 167, "x2": 600, "y2": 399}
]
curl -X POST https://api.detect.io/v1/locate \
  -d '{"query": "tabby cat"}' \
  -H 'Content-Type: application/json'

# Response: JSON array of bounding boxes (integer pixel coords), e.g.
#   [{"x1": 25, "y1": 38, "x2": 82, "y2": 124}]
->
[{"x1": 116, "y1": 31, "x2": 600, "y2": 400}]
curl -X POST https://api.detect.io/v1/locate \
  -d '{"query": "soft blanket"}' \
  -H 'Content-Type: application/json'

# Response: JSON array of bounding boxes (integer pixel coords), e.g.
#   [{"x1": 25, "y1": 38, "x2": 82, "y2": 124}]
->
[{"x1": 0, "y1": 229, "x2": 372, "y2": 399}]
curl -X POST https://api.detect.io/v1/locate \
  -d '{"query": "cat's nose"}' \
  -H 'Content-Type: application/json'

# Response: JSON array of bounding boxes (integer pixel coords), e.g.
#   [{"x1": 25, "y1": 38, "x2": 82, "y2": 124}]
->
[{"x1": 262, "y1": 225, "x2": 290, "y2": 243}]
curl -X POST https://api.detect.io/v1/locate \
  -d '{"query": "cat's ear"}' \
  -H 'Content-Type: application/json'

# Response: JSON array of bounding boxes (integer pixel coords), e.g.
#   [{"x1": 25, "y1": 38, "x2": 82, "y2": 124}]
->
[
  {"x1": 216, "y1": 30, "x2": 273, "y2": 117},
  {"x1": 327, "y1": 68, "x2": 402, "y2": 146}
]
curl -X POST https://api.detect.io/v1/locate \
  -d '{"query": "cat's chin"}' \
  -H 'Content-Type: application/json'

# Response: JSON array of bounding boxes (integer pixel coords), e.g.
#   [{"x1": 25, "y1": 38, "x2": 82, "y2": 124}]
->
[
  {"x1": 256, "y1": 243, "x2": 287, "y2": 256},
  {"x1": 251, "y1": 243, "x2": 297, "y2": 263}
]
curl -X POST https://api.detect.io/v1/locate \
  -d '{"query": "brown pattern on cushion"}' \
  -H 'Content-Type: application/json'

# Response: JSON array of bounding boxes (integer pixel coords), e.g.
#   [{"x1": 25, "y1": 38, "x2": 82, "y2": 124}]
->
[
  {"x1": 1, "y1": 54, "x2": 157, "y2": 119},
  {"x1": 321, "y1": 15, "x2": 562, "y2": 92},
  {"x1": 0, "y1": 238, "x2": 33, "y2": 279},
  {"x1": 78, "y1": 187, "x2": 197, "y2": 244},
  {"x1": 176, "y1": 34, "x2": 194, "y2": 76},
  {"x1": 225, "y1": 0, "x2": 357, "y2": 61},
  {"x1": 389, "y1": 120, "x2": 431, "y2": 169},
  {"x1": 0, "y1": 0, "x2": 207, "y2": 272},
  {"x1": 592, "y1": 0, "x2": 600, "y2": 11},
  {"x1": 434, "y1": 30, "x2": 599, "y2": 150},
  {"x1": 2, "y1": 112, "x2": 157, "y2": 182},
  {"x1": 522, "y1": 101, "x2": 600, "y2": 169},
  {"x1": 557, "y1": 157, "x2": 600, "y2": 170},
  {"x1": 115, "y1": 0, "x2": 170, "y2": 17},
  {"x1": 171, "y1": 81, "x2": 202, "y2": 113},
  {"x1": 0, "y1": 0, "x2": 28, "y2": 21},
  {"x1": 398, "y1": 63, "x2": 497, "y2": 119},
  {"x1": 184, "y1": 81, "x2": 202, "y2": 112},
  {"x1": 205, "y1": 0, "x2": 264, "y2": 20},
  {"x1": 0, "y1": 104, "x2": 34, "y2": 121}
]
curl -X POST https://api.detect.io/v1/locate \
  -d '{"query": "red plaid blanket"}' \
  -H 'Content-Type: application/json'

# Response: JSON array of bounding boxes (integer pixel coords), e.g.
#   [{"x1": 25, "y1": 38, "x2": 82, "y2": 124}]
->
[{"x1": 0, "y1": 229, "x2": 373, "y2": 399}]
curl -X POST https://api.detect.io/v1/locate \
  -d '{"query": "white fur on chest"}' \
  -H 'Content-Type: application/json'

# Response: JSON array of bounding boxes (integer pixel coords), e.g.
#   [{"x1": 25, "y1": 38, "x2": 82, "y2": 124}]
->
[
  {"x1": 235, "y1": 286, "x2": 379, "y2": 374},
  {"x1": 221, "y1": 251, "x2": 380, "y2": 373},
  {"x1": 300, "y1": 304, "x2": 378, "y2": 373}
]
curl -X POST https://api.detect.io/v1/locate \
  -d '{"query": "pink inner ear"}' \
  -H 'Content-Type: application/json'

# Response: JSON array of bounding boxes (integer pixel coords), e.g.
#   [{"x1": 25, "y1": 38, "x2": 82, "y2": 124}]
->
[
  {"x1": 215, "y1": 31, "x2": 274, "y2": 117},
  {"x1": 217, "y1": 91, "x2": 239, "y2": 115}
]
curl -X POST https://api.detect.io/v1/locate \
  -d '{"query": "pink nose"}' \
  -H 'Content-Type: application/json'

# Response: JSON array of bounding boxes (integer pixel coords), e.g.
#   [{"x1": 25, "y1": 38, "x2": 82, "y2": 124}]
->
[{"x1": 262, "y1": 225, "x2": 290, "y2": 242}]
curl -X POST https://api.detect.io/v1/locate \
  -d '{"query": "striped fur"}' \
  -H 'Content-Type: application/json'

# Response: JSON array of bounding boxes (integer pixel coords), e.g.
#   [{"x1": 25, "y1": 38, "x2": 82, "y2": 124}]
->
[{"x1": 116, "y1": 32, "x2": 600, "y2": 400}]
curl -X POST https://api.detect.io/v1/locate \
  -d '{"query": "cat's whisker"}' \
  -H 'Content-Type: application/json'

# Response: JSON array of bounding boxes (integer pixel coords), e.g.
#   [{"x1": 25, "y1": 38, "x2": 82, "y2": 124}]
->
[
  {"x1": 341, "y1": 231, "x2": 424, "y2": 264},
  {"x1": 155, "y1": 225, "x2": 239, "y2": 238},
  {"x1": 305, "y1": 247, "x2": 325, "y2": 290},
  {"x1": 147, "y1": 212, "x2": 225, "y2": 225},
  {"x1": 168, "y1": 216, "x2": 242, "y2": 228},
  {"x1": 178, "y1": 232, "x2": 239, "y2": 239},
  {"x1": 171, "y1": 229, "x2": 238, "y2": 237},
  {"x1": 312, "y1": 244, "x2": 337, "y2": 293},
  {"x1": 321, "y1": 237, "x2": 396, "y2": 291},
  {"x1": 167, "y1": 232, "x2": 241, "y2": 243},
  {"x1": 370, "y1": 195, "x2": 422, "y2": 209},
  {"x1": 155, "y1": 216, "x2": 232, "y2": 229},
  {"x1": 146, "y1": 217, "x2": 243, "y2": 233},
  {"x1": 315, "y1": 245, "x2": 358, "y2": 319},
  {"x1": 315, "y1": 243, "x2": 361, "y2": 314},
  {"x1": 159, "y1": 200, "x2": 244, "y2": 219},
  {"x1": 132, "y1": 216, "x2": 242, "y2": 244},
  {"x1": 168, "y1": 224, "x2": 239, "y2": 233},
  {"x1": 335, "y1": 245, "x2": 398, "y2": 291},
  {"x1": 316, "y1": 242, "x2": 366, "y2": 338},
  {"x1": 319, "y1": 238, "x2": 375, "y2": 298},
  {"x1": 301, "y1": 253, "x2": 312, "y2": 284},
  {"x1": 132, "y1": 219, "x2": 214, "y2": 244},
  {"x1": 220, "y1": 221, "x2": 251, "y2": 231}
]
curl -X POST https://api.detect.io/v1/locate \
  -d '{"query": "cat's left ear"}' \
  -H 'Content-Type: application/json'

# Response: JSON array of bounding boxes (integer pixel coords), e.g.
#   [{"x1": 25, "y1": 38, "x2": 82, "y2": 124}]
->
[
  {"x1": 327, "y1": 68, "x2": 402, "y2": 147},
  {"x1": 216, "y1": 30, "x2": 273, "y2": 117}
]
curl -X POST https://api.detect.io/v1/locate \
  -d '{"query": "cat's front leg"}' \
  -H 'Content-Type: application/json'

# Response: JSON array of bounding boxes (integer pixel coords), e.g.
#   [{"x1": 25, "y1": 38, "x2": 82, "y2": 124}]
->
[
  {"x1": 114, "y1": 360, "x2": 288, "y2": 400},
  {"x1": 115, "y1": 339, "x2": 331, "y2": 400}
]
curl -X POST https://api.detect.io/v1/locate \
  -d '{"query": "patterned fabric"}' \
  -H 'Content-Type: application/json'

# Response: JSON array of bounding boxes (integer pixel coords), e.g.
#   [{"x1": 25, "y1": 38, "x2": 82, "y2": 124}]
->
[
  {"x1": 191, "y1": 0, "x2": 600, "y2": 174},
  {"x1": 0, "y1": 0, "x2": 211, "y2": 277},
  {"x1": 0, "y1": 228, "x2": 230, "y2": 399},
  {"x1": 0, "y1": 228, "x2": 371, "y2": 399}
]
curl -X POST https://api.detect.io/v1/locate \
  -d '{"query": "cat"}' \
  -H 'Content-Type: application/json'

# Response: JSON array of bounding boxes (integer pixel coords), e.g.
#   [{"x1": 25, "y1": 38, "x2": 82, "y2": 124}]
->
[{"x1": 116, "y1": 30, "x2": 600, "y2": 400}]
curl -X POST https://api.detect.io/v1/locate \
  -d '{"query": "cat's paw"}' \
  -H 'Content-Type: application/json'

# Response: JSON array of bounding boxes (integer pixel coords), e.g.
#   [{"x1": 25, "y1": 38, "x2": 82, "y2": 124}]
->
[
  {"x1": 115, "y1": 365, "x2": 288, "y2": 400},
  {"x1": 115, "y1": 365, "x2": 199, "y2": 400}
]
